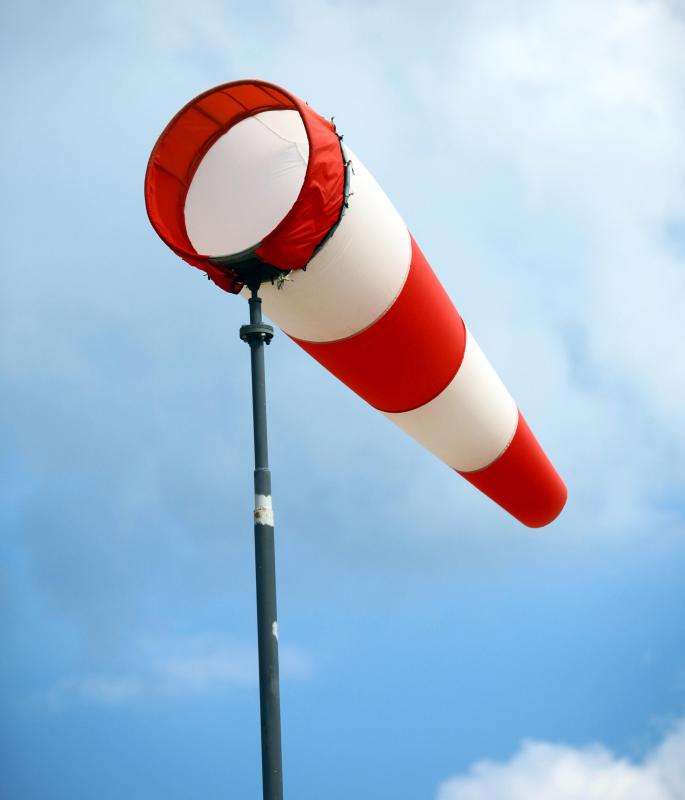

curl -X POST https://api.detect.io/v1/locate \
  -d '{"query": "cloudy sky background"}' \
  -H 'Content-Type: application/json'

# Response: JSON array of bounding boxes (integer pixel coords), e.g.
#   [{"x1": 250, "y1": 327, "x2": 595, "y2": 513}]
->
[{"x1": 2, "y1": 0, "x2": 685, "y2": 797}]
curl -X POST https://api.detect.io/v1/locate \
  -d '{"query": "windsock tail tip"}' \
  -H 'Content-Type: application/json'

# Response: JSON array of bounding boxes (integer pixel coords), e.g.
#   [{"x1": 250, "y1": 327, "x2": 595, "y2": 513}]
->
[{"x1": 459, "y1": 412, "x2": 567, "y2": 528}]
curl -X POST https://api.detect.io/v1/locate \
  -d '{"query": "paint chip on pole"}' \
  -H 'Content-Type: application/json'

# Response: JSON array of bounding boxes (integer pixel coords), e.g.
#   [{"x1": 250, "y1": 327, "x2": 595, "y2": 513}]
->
[{"x1": 255, "y1": 495, "x2": 274, "y2": 527}]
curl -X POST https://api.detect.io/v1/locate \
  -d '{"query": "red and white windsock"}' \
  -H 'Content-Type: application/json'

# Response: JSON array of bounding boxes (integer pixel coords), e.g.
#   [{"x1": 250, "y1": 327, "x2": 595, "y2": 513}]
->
[{"x1": 145, "y1": 80, "x2": 567, "y2": 527}]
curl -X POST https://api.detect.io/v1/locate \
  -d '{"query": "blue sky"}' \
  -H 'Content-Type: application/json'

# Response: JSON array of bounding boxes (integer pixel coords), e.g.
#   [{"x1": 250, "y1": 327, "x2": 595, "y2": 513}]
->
[{"x1": 2, "y1": 0, "x2": 685, "y2": 797}]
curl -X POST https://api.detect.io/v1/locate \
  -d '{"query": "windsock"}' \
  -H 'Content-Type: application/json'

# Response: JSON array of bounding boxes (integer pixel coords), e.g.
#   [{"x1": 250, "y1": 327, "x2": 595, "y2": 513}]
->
[{"x1": 145, "y1": 80, "x2": 567, "y2": 527}]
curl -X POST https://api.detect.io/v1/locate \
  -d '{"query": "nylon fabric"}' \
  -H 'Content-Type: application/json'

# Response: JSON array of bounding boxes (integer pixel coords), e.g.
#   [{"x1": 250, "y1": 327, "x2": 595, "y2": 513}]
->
[
  {"x1": 459, "y1": 412, "x2": 567, "y2": 527},
  {"x1": 252, "y1": 153, "x2": 411, "y2": 342},
  {"x1": 184, "y1": 111, "x2": 309, "y2": 256},
  {"x1": 145, "y1": 79, "x2": 568, "y2": 527},
  {"x1": 383, "y1": 330, "x2": 519, "y2": 473},
  {"x1": 144, "y1": 80, "x2": 344, "y2": 293},
  {"x1": 294, "y1": 237, "x2": 467, "y2": 412}
]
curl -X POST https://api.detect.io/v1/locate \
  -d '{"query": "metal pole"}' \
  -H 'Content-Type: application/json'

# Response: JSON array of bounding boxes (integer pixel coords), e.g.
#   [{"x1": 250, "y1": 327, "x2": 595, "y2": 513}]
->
[{"x1": 240, "y1": 284, "x2": 283, "y2": 800}]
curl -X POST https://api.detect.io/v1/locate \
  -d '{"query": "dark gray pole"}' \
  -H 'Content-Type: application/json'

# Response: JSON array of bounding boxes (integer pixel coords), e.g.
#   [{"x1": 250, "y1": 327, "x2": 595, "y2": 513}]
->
[{"x1": 240, "y1": 284, "x2": 283, "y2": 800}]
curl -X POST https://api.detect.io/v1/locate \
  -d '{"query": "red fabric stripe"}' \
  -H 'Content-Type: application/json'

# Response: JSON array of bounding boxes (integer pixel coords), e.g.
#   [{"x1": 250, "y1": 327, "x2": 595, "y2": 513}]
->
[
  {"x1": 293, "y1": 236, "x2": 466, "y2": 412},
  {"x1": 458, "y1": 411, "x2": 567, "y2": 528}
]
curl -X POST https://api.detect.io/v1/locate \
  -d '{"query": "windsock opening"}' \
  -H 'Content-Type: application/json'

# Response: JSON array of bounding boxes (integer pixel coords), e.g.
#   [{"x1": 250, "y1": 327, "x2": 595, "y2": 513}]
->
[
  {"x1": 184, "y1": 110, "x2": 309, "y2": 257},
  {"x1": 144, "y1": 80, "x2": 345, "y2": 293}
]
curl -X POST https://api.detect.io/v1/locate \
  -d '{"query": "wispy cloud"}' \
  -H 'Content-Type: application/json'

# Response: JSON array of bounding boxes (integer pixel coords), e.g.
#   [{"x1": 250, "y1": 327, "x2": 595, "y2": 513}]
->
[
  {"x1": 42, "y1": 674, "x2": 145, "y2": 708},
  {"x1": 36, "y1": 634, "x2": 314, "y2": 710},
  {"x1": 437, "y1": 719, "x2": 685, "y2": 799},
  {"x1": 406, "y1": 0, "x2": 685, "y2": 533}
]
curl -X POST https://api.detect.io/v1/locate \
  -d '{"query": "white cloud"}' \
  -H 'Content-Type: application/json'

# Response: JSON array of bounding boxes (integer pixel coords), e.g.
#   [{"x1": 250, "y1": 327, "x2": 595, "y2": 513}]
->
[
  {"x1": 403, "y1": 0, "x2": 685, "y2": 531},
  {"x1": 437, "y1": 720, "x2": 685, "y2": 799},
  {"x1": 43, "y1": 674, "x2": 145, "y2": 708},
  {"x1": 38, "y1": 634, "x2": 314, "y2": 709}
]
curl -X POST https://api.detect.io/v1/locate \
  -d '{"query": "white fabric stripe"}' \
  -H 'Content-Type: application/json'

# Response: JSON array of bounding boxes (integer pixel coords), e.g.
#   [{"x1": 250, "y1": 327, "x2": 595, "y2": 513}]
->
[
  {"x1": 251, "y1": 150, "x2": 411, "y2": 343},
  {"x1": 383, "y1": 330, "x2": 518, "y2": 473},
  {"x1": 185, "y1": 110, "x2": 309, "y2": 256}
]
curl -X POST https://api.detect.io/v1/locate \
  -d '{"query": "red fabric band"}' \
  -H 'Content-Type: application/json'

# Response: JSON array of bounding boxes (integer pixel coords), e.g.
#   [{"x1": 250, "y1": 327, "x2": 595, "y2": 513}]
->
[
  {"x1": 458, "y1": 411, "x2": 568, "y2": 527},
  {"x1": 293, "y1": 236, "x2": 467, "y2": 413}
]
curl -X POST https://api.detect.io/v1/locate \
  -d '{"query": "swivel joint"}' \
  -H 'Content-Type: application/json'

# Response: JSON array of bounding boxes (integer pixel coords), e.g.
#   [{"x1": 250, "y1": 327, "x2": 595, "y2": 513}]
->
[{"x1": 240, "y1": 322, "x2": 274, "y2": 346}]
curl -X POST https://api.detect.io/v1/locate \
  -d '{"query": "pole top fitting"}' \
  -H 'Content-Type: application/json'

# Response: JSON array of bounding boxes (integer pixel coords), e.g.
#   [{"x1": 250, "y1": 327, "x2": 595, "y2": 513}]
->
[{"x1": 240, "y1": 322, "x2": 274, "y2": 345}]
